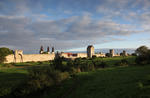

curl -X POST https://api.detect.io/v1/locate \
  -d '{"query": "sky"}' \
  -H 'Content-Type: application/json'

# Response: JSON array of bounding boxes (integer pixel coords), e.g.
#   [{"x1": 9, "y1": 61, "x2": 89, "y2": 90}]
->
[{"x1": 0, "y1": 0, "x2": 150, "y2": 53}]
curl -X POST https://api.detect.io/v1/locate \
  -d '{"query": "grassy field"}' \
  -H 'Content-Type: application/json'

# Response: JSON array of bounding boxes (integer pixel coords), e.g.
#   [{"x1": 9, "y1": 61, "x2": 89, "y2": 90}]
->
[
  {"x1": 0, "y1": 68, "x2": 28, "y2": 96},
  {"x1": 43, "y1": 65, "x2": 150, "y2": 98},
  {"x1": 1, "y1": 56, "x2": 150, "y2": 98},
  {"x1": 93, "y1": 56, "x2": 136, "y2": 66},
  {"x1": 0, "y1": 61, "x2": 50, "y2": 96}
]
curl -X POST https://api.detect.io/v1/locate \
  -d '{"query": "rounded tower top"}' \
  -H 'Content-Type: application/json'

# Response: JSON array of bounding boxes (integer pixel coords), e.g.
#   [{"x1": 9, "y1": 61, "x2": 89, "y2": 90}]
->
[
  {"x1": 87, "y1": 45, "x2": 94, "y2": 58},
  {"x1": 87, "y1": 45, "x2": 94, "y2": 49}
]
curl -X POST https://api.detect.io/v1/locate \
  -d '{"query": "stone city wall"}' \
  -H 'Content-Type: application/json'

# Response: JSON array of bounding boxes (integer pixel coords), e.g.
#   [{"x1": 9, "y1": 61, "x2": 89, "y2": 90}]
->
[
  {"x1": 5, "y1": 54, "x2": 55, "y2": 63},
  {"x1": 60, "y1": 53, "x2": 69, "y2": 58},
  {"x1": 5, "y1": 55, "x2": 15, "y2": 63},
  {"x1": 4, "y1": 45, "x2": 126, "y2": 63},
  {"x1": 23, "y1": 54, "x2": 55, "y2": 62},
  {"x1": 60, "y1": 53, "x2": 87, "y2": 58},
  {"x1": 95, "y1": 53, "x2": 106, "y2": 57},
  {"x1": 77, "y1": 53, "x2": 87, "y2": 58}
]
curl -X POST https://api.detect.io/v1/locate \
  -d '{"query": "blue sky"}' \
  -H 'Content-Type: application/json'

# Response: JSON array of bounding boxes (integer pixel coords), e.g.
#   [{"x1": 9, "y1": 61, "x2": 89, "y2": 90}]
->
[{"x1": 0, "y1": 0, "x2": 150, "y2": 53}]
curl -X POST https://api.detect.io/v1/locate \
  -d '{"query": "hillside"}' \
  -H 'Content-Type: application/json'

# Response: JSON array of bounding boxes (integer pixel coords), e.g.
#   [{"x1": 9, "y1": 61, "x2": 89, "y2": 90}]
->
[
  {"x1": 43, "y1": 66, "x2": 150, "y2": 98},
  {"x1": 0, "y1": 57, "x2": 150, "y2": 98}
]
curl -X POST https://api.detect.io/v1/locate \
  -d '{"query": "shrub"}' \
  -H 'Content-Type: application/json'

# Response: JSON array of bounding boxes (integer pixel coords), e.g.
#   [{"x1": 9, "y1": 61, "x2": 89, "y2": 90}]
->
[
  {"x1": 116, "y1": 59, "x2": 129, "y2": 66},
  {"x1": 106, "y1": 53, "x2": 111, "y2": 57},
  {"x1": 67, "y1": 60, "x2": 74, "y2": 67},
  {"x1": 3, "y1": 63, "x2": 13, "y2": 67},
  {"x1": 59, "y1": 72, "x2": 70, "y2": 82},
  {"x1": 49, "y1": 70, "x2": 69, "y2": 84},
  {"x1": 135, "y1": 46, "x2": 150, "y2": 65},
  {"x1": 91, "y1": 60, "x2": 97, "y2": 67},
  {"x1": 135, "y1": 56, "x2": 150, "y2": 65},
  {"x1": 74, "y1": 58, "x2": 82, "y2": 62},
  {"x1": 137, "y1": 75, "x2": 150, "y2": 90},
  {"x1": 74, "y1": 58, "x2": 82, "y2": 68},
  {"x1": 27, "y1": 66, "x2": 55, "y2": 89},
  {"x1": 131, "y1": 53, "x2": 137, "y2": 56},
  {"x1": 88, "y1": 62, "x2": 95, "y2": 71},
  {"x1": 69, "y1": 67, "x2": 78, "y2": 75},
  {"x1": 38, "y1": 61, "x2": 43, "y2": 65},
  {"x1": 0, "y1": 87, "x2": 12, "y2": 97},
  {"x1": 14, "y1": 66, "x2": 70, "y2": 96},
  {"x1": 66, "y1": 60, "x2": 76, "y2": 74},
  {"x1": 81, "y1": 57, "x2": 87, "y2": 60},
  {"x1": 95, "y1": 61, "x2": 107, "y2": 68},
  {"x1": 79, "y1": 61, "x2": 95, "y2": 72},
  {"x1": 92, "y1": 60, "x2": 107, "y2": 68},
  {"x1": 136, "y1": 46, "x2": 149, "y2": 56},
  {"x1": 76, "y1": 67, "x2": 81, "y2": 73},
  {"x1": 0, "y1": 47, "x2": 13, "y2": 63},
  {"x1": 100, "y1": 61, "x2": 108, "y2": 68},
  {"x1": 78, "y1": 62, "x2": 86, "y2": 72},
  {"x1": 92, "y1": 55, "x2": 96, "y2": 59},
  {"x1": 51, "y1": 57, "x2": 68, "y2": 71}
]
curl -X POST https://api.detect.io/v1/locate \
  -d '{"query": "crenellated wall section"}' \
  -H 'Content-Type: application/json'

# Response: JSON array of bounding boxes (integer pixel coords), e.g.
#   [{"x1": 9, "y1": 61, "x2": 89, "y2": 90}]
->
[
  {"x1": 5, "y1": 53, "x2": 55, "y2": 63},
  {"x1": 4, "y1": 46, "x2": 127, "y2": 63}
]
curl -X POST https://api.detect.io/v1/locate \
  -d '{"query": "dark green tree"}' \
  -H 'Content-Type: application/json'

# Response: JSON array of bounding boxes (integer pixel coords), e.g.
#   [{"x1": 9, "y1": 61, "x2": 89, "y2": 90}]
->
[
  {"x1": 0, "y1": 47, "x2": 13, "y2": 63},
  {"x1": 135, "y1": 46, "x2": 150, "y2": 65},
  {"x1": 136, "y1": 46, "x2": 149, "y2": 56}
]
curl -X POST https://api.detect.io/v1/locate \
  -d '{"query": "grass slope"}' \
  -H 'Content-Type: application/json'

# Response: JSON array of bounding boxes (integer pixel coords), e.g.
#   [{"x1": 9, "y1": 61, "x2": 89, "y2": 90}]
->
[
  {"x1": 0, "y1": 68, "x2": 28, "y2": 96},
  {"x1": 0, "y1": 56, "x2": 149, "y2": 98},
  {"x1": 93, "y1": 56, "x2": 136, "y2": 66},
  {"x1": 44, "y1": 66, "x2": 150, "y2": 98},
  {"x1": 0, "y1": 61, "x2": 50, "y2": 96}
]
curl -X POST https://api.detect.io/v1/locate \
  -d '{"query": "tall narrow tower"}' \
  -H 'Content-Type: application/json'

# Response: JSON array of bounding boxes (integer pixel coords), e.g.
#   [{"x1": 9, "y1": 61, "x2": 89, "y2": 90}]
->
[
  {"x1": 110, "y1": 49, "x2": 114, "y2": 57},
  {"x1": 87, "y1": 45, "x2": 94, "y2": 58},
  {"x1": 39, "y1": 45, "x2": 44, "y2": 54},
  {"x1": 123, "y1": 50, "x2": 127, "y2": 56},
  {"x1": 47, "y1": 46, "x2": 50, "y2": 54},
  {"x1": 52, "y1": 47, "x2": 54, "y2": 54}
]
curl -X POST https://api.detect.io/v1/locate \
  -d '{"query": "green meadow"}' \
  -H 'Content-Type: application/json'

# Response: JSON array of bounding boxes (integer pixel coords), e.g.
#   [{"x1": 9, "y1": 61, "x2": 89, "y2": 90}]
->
[
  {"x1": 43, "y1": 65, "x2": 150, "y2": 98},
  {"x1": 0, "y1": 56, "x2": 150, "y2": 98},
  {"x1": 0, "y1": 61, "x2": 50, "y2": 96}
]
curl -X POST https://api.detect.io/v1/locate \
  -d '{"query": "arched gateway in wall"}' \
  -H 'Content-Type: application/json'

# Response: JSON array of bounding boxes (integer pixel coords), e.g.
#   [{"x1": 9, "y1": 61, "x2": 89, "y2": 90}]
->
[{"x1": 14, "y1": 50, "x2": 23, "y2": 63}]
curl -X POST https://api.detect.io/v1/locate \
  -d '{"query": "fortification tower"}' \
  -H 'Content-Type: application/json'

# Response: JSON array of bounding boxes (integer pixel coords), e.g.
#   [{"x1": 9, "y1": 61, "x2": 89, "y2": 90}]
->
[
  {"x1": 87, "y1": 45, "x2": 94, "y2": 58},
  {"x1": 123, "y1": 50, "x2": 127, "y2": 56},
  {"x1": 52, "y1": 47, "x2": 54, "y2": 54},
  {"x1": 110, "y1": 49, "x2": 115, "y2": 57},
  {"x1": 47, "y1": 46, "x2": 50, "y2": 54},
  {"x1": 14, "y1": 50, "x2": 23, "y2": 62},
  {"x1": 40, "y1": 45, "x2": 44, "y2": 54}
]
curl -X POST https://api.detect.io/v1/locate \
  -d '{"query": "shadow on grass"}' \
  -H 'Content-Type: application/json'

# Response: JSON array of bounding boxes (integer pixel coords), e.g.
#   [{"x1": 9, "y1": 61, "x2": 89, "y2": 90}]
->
[
  {"x1": 12, "y1": 61, "x2": 50, "y2": 68},
  {"x1": 0, "y1": 71, "x2": 28, "y2": 97},
  {"x1": 42, "y1": 66, "x2": 150, "y2": 98}
]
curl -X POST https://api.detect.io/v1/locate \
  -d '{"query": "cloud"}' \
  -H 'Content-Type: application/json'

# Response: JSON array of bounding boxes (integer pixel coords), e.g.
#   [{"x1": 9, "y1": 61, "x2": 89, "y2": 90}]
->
[
  {"x1": 0, "y1": 0, "x2": 150, "y2": 53},
  {"x1": 0, "y1": 13, "x2": 141, "y2": 52},
  {"x1": 0, "y1": 0, "x2": 43, "y2": 16}
]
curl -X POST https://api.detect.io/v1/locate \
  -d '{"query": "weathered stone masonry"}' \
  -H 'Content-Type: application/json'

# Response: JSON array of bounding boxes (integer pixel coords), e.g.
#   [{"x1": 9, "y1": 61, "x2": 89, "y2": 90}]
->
[{"x1": 4, "y1": 45, "x2": 127, "y2": 63}]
